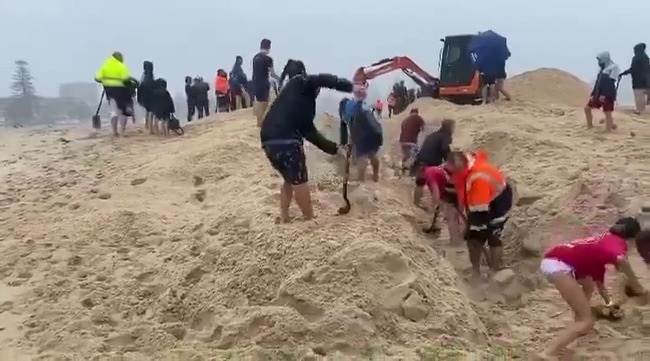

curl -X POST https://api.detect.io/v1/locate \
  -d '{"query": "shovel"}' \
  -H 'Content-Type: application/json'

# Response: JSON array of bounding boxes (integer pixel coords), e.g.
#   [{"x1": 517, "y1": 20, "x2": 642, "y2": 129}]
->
[
  {"x1": 92, "y1": 89, "x2": 105, "y2": 129},
  {"x1": 337, "y1": 144, "x2": 352, "y2": 215}
]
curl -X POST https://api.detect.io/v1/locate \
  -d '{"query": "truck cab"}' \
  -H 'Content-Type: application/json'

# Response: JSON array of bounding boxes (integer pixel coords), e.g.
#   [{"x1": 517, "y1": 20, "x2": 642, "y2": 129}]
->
[{"x1": 438, "y1": 35, "x2": 483, "y2": 104}]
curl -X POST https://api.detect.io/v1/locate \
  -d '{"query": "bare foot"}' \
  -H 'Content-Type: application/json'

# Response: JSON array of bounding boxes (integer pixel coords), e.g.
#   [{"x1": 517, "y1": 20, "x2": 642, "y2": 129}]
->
[{"x1": 275, "y1": 216, "x2": 292, "y2": 224}]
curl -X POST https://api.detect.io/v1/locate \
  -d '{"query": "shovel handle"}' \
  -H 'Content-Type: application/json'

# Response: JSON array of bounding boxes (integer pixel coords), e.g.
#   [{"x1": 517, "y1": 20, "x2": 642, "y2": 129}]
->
[{"x1": 337, "y1": 145, "x2": 352, "y2": 215}]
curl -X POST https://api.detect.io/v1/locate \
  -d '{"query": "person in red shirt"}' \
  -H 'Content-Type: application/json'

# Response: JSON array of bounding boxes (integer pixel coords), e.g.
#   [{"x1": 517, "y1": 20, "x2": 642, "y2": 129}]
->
[
  {"x1": 420, "y1": 164, "x2": 463, "y2": 244},
  {"x1": 399, "y1": 108, "x2": 425, "y2": 175},
  {"x1": 538, "y1": 217, "x2": 647, "y2": 358},
  {"x1": 375, "y1": 99, "x2": 383, "y2": 118}
]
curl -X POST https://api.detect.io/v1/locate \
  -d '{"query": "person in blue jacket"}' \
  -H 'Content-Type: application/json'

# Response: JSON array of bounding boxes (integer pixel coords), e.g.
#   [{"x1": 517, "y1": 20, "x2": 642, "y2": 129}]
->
[{"x1": 343, "y1": 97, "x2": 383, "y2": 182}]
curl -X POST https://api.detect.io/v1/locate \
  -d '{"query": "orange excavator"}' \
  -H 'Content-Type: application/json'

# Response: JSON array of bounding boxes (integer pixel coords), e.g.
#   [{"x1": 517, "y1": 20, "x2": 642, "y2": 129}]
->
[{"x1": 354, "y1": 34, "x2": 483, "y2": 105}]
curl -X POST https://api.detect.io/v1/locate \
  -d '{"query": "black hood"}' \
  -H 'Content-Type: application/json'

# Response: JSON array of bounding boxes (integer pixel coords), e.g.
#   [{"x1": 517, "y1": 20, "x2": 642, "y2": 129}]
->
[
  {"x1": 143, "y1": 61, "x2": 154, "y2": 73},
  {"x1": 634, "y1": 43, "x2": 646, "y2": 56}
]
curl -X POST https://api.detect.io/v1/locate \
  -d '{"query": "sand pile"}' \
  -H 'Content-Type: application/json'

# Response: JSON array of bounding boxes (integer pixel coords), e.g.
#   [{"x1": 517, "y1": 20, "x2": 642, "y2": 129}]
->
[
  {"x1": 0, "y1": 114, "x2": 490, "y2": 360},
  {"x1": 506, "y1": 68, "x2": 591, "y2": 107},
  {"x1": 1, "y1": 67, "x2": 650, "y2": 359}
]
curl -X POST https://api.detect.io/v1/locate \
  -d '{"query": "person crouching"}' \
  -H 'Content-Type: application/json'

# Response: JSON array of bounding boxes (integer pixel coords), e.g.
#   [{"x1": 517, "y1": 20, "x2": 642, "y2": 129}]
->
[
  {"x1": 260, "y1": 60, "x2": 353, "y2": 222},
  {"x1": 448, "y1": 150, "x2": 513, "y2": 277},
  {"x1": 151, "y1": 78, "x2": 175, "y2": 137}
]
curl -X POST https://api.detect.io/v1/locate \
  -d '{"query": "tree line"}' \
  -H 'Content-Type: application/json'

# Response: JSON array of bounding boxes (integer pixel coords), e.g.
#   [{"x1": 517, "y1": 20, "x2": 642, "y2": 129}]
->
[{"x1": 3, "y1": 60, "x2": 93, "y2": 125}]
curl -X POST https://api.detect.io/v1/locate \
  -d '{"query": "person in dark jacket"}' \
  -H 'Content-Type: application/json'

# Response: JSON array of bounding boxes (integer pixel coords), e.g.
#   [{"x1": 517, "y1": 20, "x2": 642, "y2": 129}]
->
[
  {"x1": 412, "y1": 118, "x2": 455, "y2": 208},
  {"x1": 151, "y1": 78, "x2": 175, "y2": 137},
  {"x1": 184, "y1": 76, "x2": 195, "y2": 122},
  {"x1": 137, "y1": 61, "x2": 156, "y2": 133},
  {"x1": 191, "y1": 76, "x2": 210, "y2": 119},
  {"x1": 260, "y1": 60, "x2": 353, "y2": 222},
  {"x1": 620, "y1": 43, "x2": 650, "y2": 114},
  {"x1": 585, "y1": 51, "x2": 620, "y2": 132},
  {"x1": 230, "y1": 56, "x2": 249, "y2": 110}
]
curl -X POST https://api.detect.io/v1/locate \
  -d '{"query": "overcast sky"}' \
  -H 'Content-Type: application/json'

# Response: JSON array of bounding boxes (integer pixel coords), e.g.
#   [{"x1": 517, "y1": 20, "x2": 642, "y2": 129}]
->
[{"x1": 1, "y1": 0, "x2": 647, "y2": 100}]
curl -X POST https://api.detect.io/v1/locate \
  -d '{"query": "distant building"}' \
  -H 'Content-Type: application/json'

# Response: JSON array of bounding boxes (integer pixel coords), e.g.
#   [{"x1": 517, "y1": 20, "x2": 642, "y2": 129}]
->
[{"x1": 58, "y1": 82, "x2": 101, "y2": 106}]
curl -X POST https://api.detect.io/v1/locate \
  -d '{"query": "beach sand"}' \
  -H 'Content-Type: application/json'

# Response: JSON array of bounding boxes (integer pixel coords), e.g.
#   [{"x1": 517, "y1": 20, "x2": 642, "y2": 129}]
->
[{"x1": 0, "y1": 68, "x2": 649, "y2": 360}]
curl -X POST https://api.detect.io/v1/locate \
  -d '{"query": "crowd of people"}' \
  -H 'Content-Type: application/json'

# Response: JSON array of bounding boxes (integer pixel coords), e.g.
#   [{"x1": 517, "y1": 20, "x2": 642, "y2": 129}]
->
[
  {"x1": 93, "y1": 38, "x2": 650, "y2": 358},
  {"x1": 93, "y1": 39, "x2": 283, "y2": 137}
]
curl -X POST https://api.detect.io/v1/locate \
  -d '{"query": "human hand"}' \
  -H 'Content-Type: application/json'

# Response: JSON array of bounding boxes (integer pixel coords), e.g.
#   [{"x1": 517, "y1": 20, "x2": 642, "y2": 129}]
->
[{"x1": 599, "y1": 96, "x2": 606, "y2": 103}]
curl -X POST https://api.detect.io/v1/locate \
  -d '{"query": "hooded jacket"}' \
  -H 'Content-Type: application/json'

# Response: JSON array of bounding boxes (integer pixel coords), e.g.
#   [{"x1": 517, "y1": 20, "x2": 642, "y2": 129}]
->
[
  {"x1": 414, "y1": 124, "x2": 453, "y2": 167},
  {"x1": 591, "y1": 51, "x2": 620, "y2": 100},
  {"x1": 192, "y1": 79, "x2": 210, "y2": 102},
  {"x1": 260, "y1": 73, "x2": 353, "y2": 155},
  {"x1": 137, "y1": 61, "x2": 155, "y2": 110},
  {"x1": 621, "y1": 43, "x2": 650, "y2": 89},
  {"x1": 151, "y1": 78, "x2": 175, "y2": 119},
  {"x1": 230, "y1": 57, "x2": 248, "y2": 90}
]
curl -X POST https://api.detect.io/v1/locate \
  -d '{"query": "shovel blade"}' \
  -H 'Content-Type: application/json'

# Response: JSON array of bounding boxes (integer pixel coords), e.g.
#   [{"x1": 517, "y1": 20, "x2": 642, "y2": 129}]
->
[{"x1": 92, "y1": 115, "x2": 101, "y2": 129}]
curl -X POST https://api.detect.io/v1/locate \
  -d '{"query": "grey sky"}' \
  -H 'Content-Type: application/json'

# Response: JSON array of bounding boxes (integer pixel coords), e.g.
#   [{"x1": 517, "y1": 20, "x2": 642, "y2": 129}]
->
[{"x1": 1, "y1": 0, "x2": 647, "y2": 98}]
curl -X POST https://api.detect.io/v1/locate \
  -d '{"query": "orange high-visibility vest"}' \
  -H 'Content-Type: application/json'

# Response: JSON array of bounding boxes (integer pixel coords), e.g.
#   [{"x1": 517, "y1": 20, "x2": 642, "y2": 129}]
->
[{"x1": 453, "y1": 151, "x2": 507, "y2": 213}]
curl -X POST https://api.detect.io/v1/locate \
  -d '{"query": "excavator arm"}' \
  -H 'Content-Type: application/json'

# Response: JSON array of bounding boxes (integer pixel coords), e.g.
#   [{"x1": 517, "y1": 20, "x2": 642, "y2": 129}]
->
[
  {"x1": 353, "y1": 56, "x2": 439, "y2": 97},
  {"x1": 354, "y1": 56, "x2": 438, "y2": 84}
]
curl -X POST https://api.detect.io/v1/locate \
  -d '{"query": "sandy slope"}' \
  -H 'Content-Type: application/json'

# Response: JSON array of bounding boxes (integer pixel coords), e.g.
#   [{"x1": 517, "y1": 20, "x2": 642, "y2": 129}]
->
[{"x1": 0, "y1": 69, "x2": 649, "y2": 360}]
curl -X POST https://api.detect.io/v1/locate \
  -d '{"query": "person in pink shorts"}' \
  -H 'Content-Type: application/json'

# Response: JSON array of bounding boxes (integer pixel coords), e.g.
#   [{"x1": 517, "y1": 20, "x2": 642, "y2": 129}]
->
[
  {"x1": 418, "y1": 164, "x2": 464, "y2": 244},
  {"x1": 537, "y1": 217, "x2": 648, "y2": 359}
]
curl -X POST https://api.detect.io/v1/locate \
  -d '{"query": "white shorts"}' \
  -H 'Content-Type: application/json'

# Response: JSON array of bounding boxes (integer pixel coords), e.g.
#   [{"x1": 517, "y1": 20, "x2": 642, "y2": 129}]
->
[{"x1": 540, "y1": 258, "x2": 574, "y2": 277}]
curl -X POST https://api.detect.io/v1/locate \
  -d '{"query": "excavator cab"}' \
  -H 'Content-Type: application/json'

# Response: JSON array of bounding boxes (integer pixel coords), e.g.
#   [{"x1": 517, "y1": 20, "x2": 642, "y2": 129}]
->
[{"x1": 438, "y1": 35, "x2": 483, "y2": 104}]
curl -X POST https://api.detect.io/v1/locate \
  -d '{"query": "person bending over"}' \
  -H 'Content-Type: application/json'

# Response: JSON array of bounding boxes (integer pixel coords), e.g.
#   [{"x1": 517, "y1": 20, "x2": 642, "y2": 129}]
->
[
  {"x1": 538, "y1": 218, "x2": 647, "y2": 359},
  {"x1": 448, "y1": 150, "x2": 512, "y2": 277},
  {"x1": 260, "y1": 60, "x2": 353, "y2": 222}
]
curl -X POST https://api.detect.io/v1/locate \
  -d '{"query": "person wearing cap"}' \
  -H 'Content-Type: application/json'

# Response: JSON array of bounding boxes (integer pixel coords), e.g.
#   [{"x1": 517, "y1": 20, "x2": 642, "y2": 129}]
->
[
  {"x1": 94, "y1": 51, "x2": 134, "y2": 137},
  {"x1": 538, "y1": 217, "x2": 646, "y2": 358},
  {"x1": 260, "y1": 59, "x2": 353, "y2": 222}
]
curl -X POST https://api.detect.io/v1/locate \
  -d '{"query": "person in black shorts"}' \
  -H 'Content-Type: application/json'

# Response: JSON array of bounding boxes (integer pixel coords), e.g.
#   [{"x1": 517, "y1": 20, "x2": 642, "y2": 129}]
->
[
  {"x1": 260, "y1": 59, "x2": 353, "y2": 222},
  {"x1": 253, "y1": 38, "x2": 280, "y2": 127}
]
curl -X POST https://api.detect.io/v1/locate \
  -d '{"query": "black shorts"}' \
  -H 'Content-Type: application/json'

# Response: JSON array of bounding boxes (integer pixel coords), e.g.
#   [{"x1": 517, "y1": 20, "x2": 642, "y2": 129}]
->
[
  {"x1": 483, "y1": 70, "x2": 506, "y2": 86},
  {"x1": 467, "y1": 183, "x2": 513, "y2": 247},
  {"x1": 104, "y1": 86, "x2": 134, "y2": 116},
  {"x1": 263, "y1": 143, "x2": 308, "y2": 185},
  {"x1": 253, "y1": 83, "x2": 270, "y2": 102}
]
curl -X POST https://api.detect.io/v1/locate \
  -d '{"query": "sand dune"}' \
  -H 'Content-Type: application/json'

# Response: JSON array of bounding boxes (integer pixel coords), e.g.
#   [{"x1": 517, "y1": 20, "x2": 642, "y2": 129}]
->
[{"x1": 0, "y1": 68, "x2": 649, "y2": 360}]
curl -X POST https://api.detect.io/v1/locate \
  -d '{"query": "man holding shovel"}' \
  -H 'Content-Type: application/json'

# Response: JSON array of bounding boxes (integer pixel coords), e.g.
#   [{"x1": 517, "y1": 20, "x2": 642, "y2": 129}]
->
[
  {"x1": 94, "y1": 51, "x2": 134, "y2": 137},
  {"x1": 260, "y1": 60, "x2": 353, "y2": 222},
  {"x1": 447, "y1": 150, "x2": 513, "y2": 278}
]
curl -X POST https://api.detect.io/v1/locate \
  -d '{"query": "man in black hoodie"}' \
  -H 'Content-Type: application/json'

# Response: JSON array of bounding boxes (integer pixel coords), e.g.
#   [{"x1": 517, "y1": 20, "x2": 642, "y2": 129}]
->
[
  {"x1": 260, "y1": 60, "x2": 353, "y2": 222},
  {"x1": 412, "y1": 119, "x2": 455, "y2": 208},
  {"x1": 184, "y1": 76, "x2": 195, "y2": 122},
  {"x1": 137, "y1": 61, "x2": 156, "y2": 133},
  {"x1": 620, "y1": 43, "x2": 650, "y2": 114}
]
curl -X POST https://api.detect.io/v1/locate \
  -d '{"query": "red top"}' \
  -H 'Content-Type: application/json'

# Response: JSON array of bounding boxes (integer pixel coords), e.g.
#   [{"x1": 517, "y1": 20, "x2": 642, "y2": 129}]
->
[
  {"x1": 545, "y1": 232, "x2": 627, "y2": 282},
  {"x1": 422, "y1": 166, "x2": 448, "y2": 195},
  {"x1": 399, "y1": 114, "x2": 425, "y2": 143}
]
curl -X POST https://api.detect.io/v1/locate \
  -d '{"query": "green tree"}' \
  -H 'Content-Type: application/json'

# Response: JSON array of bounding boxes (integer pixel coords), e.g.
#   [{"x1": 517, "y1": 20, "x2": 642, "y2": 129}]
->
[{"x1": 5, "y1": 60, "x2": 39, "y2": 124}]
